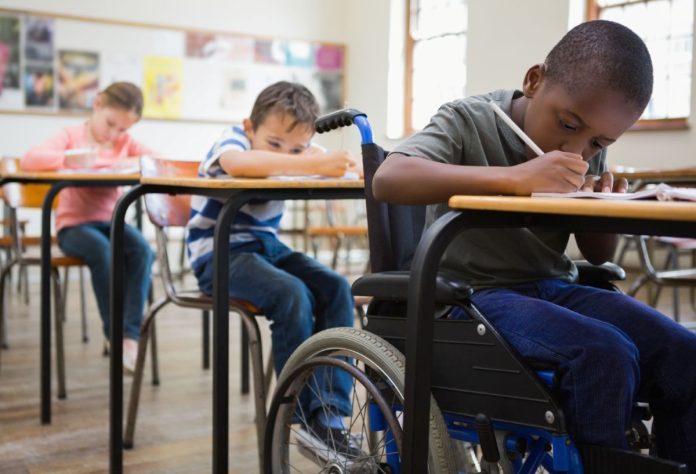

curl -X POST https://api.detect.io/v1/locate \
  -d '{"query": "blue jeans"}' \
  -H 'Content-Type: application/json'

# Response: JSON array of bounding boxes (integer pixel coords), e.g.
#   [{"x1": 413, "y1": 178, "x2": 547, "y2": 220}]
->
[
  {"x1": 468, "y1": 279, "x2": 696, "y2": 471},
  {"x1": 195, "y1": 233, "x2": 355, "y2": 417},
  {"x1": 58, "y1": 221, "x2": 154, "y2": 341}
]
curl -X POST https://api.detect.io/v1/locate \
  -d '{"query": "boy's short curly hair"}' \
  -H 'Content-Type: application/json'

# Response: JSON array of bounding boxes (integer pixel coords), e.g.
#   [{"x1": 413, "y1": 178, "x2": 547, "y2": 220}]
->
[
  {"x1": 249, "y1": 81, "x2": 320, "y2": 132},
  {"x1": 544, "y1": 20, "x2": 653, "y2": 111}
]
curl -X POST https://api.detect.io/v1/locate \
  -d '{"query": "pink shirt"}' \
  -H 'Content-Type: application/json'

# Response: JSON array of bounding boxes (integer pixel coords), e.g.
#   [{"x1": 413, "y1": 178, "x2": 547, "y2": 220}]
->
[{"x1": 21, "y1": 123, "x2": 154, "y2": 230}]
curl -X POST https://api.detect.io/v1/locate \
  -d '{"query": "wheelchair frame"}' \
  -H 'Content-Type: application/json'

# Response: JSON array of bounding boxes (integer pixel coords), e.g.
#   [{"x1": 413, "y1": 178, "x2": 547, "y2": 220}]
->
[{"x1": 263, "y1": 109, "x2": 688, "y2": 474}]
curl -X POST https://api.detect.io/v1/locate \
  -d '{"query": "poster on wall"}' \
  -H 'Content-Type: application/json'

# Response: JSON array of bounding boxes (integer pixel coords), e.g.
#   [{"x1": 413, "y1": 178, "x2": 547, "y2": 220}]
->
[
  {"x1": 100, "y1": 52, "x2": 142, "y2": 89},
  {"x1": 186, "y1": 32, "x2": 254, "y2": 62},
  {"x1": 0, "y1": 14, "x2": 22, "y2": 109},
  {"x1": 58, "y1": 50, "x2": 99, "y2": 111},
  {"x1": 24, "y1": 63, "x2": 55, "y2": 107},
  {"x1": 24, "y1": 16, "x2": 54, "y2": 62},
  {"x1": 143, "y1": 55, "x2": 182, "y2": 119}
]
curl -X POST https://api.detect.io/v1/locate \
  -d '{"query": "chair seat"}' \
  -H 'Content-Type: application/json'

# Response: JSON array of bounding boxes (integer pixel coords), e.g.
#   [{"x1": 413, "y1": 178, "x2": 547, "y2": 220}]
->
[
  {"x1": 0, "y1": 235, "x2": 58, "y2": 248},
  {"x1": 306, "y1": 226, "x2": 368, "y2": 237},
  {"x1": 654, "y1": 236, "x2": 696, "y2": 251},
  {"x1": 18, "y1": 248, "x2": 86, "y2": 267},
  {"x1": 170, "y1": 289, "x2": 262, "y2": 315},
  {"x1": 653, "y1": 268, "x2": 696, "y2": 284}
]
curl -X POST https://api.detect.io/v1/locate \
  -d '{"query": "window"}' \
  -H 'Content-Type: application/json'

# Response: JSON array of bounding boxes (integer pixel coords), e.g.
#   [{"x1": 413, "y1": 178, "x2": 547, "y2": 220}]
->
[
  {"x1": 405, "y1": 0, "x2": 468, "y2": 132},
  {"x1": 588, "y1": 0, "x2": 693, "y2": 128}
]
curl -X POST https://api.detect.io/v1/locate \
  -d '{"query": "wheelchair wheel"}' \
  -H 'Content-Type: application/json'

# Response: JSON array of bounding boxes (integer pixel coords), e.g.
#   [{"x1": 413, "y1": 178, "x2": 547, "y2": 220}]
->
[{"x1": 264, "y1": 327, "x2": 455, "y2": 473}]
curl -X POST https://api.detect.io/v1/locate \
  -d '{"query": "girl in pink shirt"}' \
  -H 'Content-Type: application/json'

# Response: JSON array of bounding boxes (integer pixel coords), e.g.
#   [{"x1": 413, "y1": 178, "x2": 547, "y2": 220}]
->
[{"x1": 21, "y1": 82, "x2": 154, "y2": 374}]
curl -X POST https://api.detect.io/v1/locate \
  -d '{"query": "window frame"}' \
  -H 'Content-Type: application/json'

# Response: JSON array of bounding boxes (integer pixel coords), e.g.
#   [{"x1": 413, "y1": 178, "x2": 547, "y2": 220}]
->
[
  {"x1": 586, "y1": 0, "x2": 692, "y2": 131},
  {"x1": 403, "y1": 0, "x2": 467, "y2": 134}
]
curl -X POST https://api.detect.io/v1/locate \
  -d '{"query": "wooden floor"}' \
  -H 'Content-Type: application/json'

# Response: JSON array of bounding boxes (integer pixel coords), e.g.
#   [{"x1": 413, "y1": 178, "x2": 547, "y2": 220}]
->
[
  {"x1": 0, "y1": 269, "x2": 270, "y2": 473},
  {"x1": 1, "y1": 263, "x2": 694, "y2": 473}
]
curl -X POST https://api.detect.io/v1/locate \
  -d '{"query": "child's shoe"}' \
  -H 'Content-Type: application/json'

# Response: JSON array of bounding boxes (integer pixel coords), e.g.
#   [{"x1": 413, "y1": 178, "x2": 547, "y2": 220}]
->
[
  {"x1": 295, "y1": 413, "x2": 366, "y2": 468},
  {"x1": 122, "y1": 338, "x2": 138, "y2": 375}
]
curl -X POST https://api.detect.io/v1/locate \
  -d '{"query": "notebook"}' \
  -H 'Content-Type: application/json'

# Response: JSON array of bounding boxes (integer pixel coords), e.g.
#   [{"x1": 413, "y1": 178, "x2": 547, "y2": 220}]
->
[{"x1": 532, "y1": 183, "x2": 696, "y2": 201}]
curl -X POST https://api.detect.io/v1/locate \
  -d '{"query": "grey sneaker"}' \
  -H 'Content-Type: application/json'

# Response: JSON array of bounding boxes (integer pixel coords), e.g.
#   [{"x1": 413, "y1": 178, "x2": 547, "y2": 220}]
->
[{"x1": 295, "y1": 417, "x2": 366, "y2": 467}]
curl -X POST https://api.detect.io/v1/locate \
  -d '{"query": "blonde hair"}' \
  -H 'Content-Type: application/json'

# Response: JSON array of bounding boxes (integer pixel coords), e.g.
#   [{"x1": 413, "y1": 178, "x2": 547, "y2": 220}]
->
[{"x1": 99, "y1": 82, "x2": 144, "y2": 117}]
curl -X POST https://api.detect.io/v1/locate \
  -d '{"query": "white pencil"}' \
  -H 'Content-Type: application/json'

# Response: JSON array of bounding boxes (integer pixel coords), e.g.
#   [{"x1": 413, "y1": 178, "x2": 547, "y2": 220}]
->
[{"x1": 490, "y1": 102, "x2": 544, "y2": 157}]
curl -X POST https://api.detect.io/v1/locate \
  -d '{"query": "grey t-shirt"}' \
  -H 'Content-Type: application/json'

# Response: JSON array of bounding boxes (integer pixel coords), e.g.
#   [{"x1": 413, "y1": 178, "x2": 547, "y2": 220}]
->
[{"x1": 391, "y1": 89, "x2": 607, "y2": 288}]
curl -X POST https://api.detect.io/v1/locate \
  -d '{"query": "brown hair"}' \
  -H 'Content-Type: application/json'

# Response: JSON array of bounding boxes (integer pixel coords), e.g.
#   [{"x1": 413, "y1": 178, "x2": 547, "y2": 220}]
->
[
  {"x1": 249, "y1": 81, "x2": 319, "y2": 132},
  {"x1": 99, "y1": 81, "x2": 144, "y2": 117}
]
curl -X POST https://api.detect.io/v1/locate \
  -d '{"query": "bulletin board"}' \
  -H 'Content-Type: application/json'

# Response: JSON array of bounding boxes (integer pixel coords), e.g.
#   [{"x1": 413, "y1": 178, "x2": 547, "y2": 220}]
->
[{"x1": 0, "y1": 8, "x2": 346, "y2": 123}]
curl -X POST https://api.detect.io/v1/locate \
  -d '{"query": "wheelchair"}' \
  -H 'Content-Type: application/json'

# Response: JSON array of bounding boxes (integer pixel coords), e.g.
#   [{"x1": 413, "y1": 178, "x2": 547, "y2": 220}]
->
[{"x1": 263, "y1": 109, "x2": 689, "y2": 473}]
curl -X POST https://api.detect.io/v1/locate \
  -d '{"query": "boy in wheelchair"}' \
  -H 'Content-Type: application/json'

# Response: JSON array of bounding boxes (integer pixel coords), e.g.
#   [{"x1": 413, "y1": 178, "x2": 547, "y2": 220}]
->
[{"x1": 370, "y1": 19, "x2": 696, "y2": 472}]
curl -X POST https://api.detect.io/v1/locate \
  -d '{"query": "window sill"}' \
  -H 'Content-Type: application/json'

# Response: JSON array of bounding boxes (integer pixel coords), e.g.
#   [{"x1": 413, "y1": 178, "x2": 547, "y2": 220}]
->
[{"x1": 629, "y1": 117, "x2": 690, "y2": 131}]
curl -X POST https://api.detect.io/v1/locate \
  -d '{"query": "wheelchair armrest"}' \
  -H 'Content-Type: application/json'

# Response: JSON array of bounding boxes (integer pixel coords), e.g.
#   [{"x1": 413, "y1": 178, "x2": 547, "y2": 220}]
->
[
  {"x1": 575, "y1": 260, "x2": 626, "y2": 285},
  {"x1": 352, "y1": 270, "x2": 473, "y2": 303}
]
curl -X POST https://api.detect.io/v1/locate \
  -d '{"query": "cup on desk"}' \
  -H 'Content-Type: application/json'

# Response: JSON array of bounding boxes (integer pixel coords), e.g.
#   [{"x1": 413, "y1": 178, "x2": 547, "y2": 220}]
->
[{"x1": 64, "y1": 147, "x2": 98, "y2": 168}]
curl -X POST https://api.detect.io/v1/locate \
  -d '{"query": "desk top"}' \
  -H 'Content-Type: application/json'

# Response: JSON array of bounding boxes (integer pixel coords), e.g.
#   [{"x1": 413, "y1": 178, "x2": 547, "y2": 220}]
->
[
  {"x1": 611, "y1": 165, "x2": 696, "y2": 181},
  {"x1": 448, "y1": 195, "x2": 696, "y2": 222},
  {"x1": 140, "y1": 176, "x2": 364, "y2": 189},
  {"x1": 2, "y1": 169, "x2": 140, "y2": 182}
]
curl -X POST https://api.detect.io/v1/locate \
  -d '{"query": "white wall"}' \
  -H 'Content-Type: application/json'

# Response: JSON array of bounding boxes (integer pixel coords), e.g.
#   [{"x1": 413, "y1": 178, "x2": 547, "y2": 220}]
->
[
  {"x1": 0, "y1": 0, "x2": 350, "y2": 159},
  {"x1": 2, "y1": 0, "x2": 696, "y2": 169}
]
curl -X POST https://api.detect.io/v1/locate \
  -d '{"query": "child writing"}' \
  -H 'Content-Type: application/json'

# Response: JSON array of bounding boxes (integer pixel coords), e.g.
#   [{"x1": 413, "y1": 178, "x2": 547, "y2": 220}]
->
[
  {"x1": 21, "y1": 81, "x2": 155, "y2": 374},
  {"x1": 186, "y1": 81, "x2": 361, "y2": 456},
  {"x1": 373, "y1": 20, "x2": 696, "y2": 470}
]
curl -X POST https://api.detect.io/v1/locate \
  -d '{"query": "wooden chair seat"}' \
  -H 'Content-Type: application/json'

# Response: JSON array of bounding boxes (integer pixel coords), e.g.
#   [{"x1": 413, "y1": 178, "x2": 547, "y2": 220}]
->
[
  {"x1": 0, "y1": 235, "x2": 58, "y2": 247},
  {"x1": 306, "y1": 225, "x2": 368, "y2": 237}
]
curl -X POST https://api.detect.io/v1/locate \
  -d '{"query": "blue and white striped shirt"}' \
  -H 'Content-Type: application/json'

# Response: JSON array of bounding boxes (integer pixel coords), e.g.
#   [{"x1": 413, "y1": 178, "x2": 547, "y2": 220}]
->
[{"x1": 186, "y1": 126, "x2": 285, "y2": 272}]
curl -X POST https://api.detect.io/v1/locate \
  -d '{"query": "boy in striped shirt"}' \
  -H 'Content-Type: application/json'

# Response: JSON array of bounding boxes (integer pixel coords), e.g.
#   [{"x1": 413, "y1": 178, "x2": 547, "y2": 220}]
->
[{"x1": 186, "y1": 81, "x2": 361, "y2": 457}]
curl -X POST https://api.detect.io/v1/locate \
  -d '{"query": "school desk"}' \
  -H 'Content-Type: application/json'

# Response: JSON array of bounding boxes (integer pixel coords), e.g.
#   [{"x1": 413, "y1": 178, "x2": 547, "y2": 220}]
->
[
  {"x1": 401, "y1": 195, "x2": 696, "y2": 473},
  {"x1": 612, "y1": 165, "x2": 696, "y2": 191},
  {"x1": 0, "y1": 168, "x2": 139, "y2": 426},
  {"x1": 109, "y1": 176, "x2": 364, "y2": 473}
]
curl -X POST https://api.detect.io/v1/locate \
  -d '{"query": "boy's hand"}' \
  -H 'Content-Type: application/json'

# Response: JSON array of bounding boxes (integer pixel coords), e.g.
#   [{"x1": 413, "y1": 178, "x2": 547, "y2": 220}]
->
[
  {"x1": 580, "y1": 172, "x2": 629, "y2": 193},
  {"x1": 511, "y1": 150, "x2": 589, "y2": 195},
  {"x1": 307, "y1": 149, "x2": 357, "y2": 177}
]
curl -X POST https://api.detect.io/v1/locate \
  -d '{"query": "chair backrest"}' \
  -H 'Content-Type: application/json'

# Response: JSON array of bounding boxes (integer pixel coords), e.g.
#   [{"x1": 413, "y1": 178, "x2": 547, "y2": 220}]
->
[
  {"x1": 2, "y1": 157, "x2": 55, "y2": 210},
  {"x1": 140, "y1": 155, "x2": 200, "y2": 228},
  {"x1": 360, "y1": 142, "x2": 426, "y2": 272}
]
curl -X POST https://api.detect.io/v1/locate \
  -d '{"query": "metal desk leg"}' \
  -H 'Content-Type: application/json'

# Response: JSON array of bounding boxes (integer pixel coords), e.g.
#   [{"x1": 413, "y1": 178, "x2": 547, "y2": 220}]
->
[
  {"x1": 402, "y1": 211, "x2": 471, "y2": 473},
  {"x1": 212, "y1": 196, "x2": 246, "y2": 473},
  {"x1": 40, "y1": 183, "x2": 69, "y2": 424},
  {"x1": 110, "y1": 184, "x2": 149, "y2": 473}
]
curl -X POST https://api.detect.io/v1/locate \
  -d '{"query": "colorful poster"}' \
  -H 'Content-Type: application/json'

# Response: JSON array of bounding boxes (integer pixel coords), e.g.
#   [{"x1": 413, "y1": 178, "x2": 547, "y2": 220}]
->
[
  {"x1": 143, "y1": 56, "x2": 182, "y2": 119},
  {"x1": 186, "y1": 32, "x2": 254, "y2": 62},
  {"x1": 0, "y1": 15, "x2": 20, "y2": 91},
  {"x1": 24, "y1": 63, "x2": 55, "y2": 108},
  {"x1": 58, "y1": 50, "x2": 99, "y2": 111},
  {"x1": 254, "y1": 40, "x2": 285, "y2": 64},
  {"x1": 24, "y1": 16, "x2": 54, "y2": 62},
  {"x1": 285, "y1": 41, "x2": 315, "y2": 68},
  {"x1": 316, "y1": 44, "x2": 344, "y2": 71}
]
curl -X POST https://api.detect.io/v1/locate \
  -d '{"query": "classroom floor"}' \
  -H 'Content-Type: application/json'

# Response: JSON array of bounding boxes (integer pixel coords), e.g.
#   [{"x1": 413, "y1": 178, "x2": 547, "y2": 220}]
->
[{"x1": 0, "y1": 258, "x2": 695, "y2": 473}]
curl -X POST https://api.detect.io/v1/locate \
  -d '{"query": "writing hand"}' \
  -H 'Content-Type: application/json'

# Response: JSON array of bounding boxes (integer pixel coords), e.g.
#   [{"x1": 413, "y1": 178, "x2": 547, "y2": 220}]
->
[
  {"x1": 511, "y1": 150, "x2": 589, "y2": 195},
  {"x1": 580, "y1": 172, "x2": 629, "y2": 193}
]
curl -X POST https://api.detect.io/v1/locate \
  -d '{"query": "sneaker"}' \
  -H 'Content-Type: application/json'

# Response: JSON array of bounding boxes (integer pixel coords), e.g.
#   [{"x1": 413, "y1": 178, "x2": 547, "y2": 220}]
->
[
  {"x1": 122, "y1": 338, "x2": 138, "y2": 375},
  {"x1": 295, "y1": 416, "x2": 366, "y2": 467}
]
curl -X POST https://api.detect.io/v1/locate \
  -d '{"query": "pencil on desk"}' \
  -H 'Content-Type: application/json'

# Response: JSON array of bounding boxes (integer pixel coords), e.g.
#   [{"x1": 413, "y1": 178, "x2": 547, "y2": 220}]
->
[{"x1": 490, "y1": 102, "x2": 545, "y2": 157}]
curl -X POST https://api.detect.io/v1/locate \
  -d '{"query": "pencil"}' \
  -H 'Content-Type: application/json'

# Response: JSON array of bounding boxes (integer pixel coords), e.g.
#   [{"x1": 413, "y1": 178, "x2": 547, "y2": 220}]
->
[{"x1": 490, "y1": 102, "x2": 544, "y2": 157}]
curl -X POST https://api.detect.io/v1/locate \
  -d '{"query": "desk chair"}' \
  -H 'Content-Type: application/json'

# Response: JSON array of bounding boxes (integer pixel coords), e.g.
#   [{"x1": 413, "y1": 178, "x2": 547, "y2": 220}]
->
[
  {"x1": 0, "y1": 177, "x2": 88, "y2": 397},
  {"x1": 124, "y1": 156, "x2": 273, "y2": 459},
  {"x1": 627, "y1": 235, "x2": 696, "y2": 323},
  {"x1": 305, "y1": 200, "x2": 368, "y2": 271}
]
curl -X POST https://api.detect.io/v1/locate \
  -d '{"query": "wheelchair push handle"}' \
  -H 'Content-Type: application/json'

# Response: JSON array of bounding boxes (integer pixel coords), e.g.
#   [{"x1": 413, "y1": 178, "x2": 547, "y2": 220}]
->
[{"x1": 315, "y1": 108, "x2": 373, "y2": 145}]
